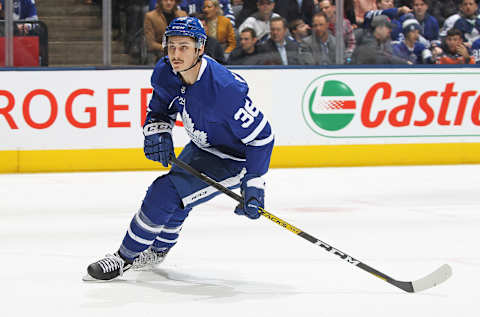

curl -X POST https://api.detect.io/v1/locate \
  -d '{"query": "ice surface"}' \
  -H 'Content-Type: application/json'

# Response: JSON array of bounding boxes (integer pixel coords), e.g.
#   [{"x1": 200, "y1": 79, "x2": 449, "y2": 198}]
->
[{"x1": 1, "y1": 164, "x2": 479, "y2": 316}]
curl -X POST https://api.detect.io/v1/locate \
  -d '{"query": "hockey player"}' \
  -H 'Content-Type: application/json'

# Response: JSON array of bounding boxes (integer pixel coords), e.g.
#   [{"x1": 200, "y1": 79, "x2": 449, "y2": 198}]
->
[{"x1": 84, "y1": 16, "x2": 274, "y2": 281}]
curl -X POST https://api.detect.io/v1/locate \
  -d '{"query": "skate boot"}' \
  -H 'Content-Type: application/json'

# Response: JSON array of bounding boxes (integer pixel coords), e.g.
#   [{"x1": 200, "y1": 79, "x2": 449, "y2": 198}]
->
[
  {"x1": 84, "y1": 252, "x2": 132, "y2": 281},
  {"x1": 131, "y1": 248, "x2": 170, "y2": 270}
]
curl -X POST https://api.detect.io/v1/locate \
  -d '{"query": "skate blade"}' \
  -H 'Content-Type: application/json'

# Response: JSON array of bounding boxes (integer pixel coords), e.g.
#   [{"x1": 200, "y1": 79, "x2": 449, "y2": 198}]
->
[{"x1": 82, "y1": 274, "x2": 110, "y2": 282}]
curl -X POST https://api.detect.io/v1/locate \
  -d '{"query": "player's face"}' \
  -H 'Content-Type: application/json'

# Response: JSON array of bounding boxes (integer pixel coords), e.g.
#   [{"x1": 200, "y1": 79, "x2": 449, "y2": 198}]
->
[
  {"x1": 312, "y1": 15, "x2": 328, "y2": 38},
  {"x1": 167, "y1": 36, "x2": 202, "y2": 71},
  {"x1": 461, "y1": 0, "x2": 478, "y2": 17},
  {"x1": 413, "y1": 0, "x2": 428, "y2": 16},
  {"x1": 270, "y1": 20, "x2": 287, "y2": 43},
  {"x1": 240, "y1": 31, "x2": 257, "y2": 51},
  {"x1": 446, "y1": 35, "x2": 462, "y2": 53},
  {"x1": 377, "y1": 0, "x2": 394, "y2": 10},
  {"x1": 203, "y1": 0, "x2": 217, "y2": 19},
  {"x1": 161, "y1": 0, "x2": 176, "y2": 12}
]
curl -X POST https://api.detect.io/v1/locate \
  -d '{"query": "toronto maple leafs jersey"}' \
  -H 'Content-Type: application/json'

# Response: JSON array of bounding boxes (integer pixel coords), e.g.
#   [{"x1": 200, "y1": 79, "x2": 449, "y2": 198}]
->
[{"x1": 147, "y1": 55, "x2": 274, "y2": 176}]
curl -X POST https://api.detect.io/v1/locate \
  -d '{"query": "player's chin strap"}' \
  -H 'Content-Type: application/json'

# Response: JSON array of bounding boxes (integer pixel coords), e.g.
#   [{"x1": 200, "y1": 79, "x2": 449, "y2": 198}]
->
[{"x1": 178, "y1": 49, "x2": 203, "y2": 73}]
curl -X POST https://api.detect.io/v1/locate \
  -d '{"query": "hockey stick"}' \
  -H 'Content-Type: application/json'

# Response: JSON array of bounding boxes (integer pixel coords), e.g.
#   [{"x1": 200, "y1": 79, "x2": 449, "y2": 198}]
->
[{"x1": 170, "y1": 156, "x2": 452, "y2": 293}]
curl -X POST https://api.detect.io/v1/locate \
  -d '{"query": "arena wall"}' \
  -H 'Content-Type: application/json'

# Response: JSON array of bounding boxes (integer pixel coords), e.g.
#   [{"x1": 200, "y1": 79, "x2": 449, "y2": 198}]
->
[{"x1": 1, "y1": 67, "x2": 480, "y2": 173}]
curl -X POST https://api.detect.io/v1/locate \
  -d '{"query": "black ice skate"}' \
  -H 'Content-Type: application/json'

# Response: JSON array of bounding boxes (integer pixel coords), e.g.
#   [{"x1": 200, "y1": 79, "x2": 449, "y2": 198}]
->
[
  {"x1": 131, "y1": 248, "x2": 170, "y2": 270},
  {"x1": 83, "y1": 253, "x2": 132, "y2": 281}
]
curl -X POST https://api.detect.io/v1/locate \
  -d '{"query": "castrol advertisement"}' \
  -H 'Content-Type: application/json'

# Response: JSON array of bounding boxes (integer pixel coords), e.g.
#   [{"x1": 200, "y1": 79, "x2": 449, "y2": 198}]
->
[
  {"x1": 299, "y1": 72, "x2": 480, "y2": 142},
  {"x1": 1, "y1": 67, "x2": 480, "y2": 172}
]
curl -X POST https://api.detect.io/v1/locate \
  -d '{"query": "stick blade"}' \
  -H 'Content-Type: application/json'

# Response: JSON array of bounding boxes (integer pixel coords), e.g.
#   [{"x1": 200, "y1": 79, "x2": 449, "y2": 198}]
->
[{"x1": 411, "y1": 264, "x2": 452, "y2": 293}]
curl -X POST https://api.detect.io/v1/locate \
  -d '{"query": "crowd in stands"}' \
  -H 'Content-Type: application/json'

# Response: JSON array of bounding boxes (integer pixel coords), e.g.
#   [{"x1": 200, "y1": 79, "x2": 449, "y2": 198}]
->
[
  {"x1": 2, "y1": 0, "x2": 480, "y2": 66},
  {"x1": 81, "y1": 0, "x2": 480, "y2": 65}
]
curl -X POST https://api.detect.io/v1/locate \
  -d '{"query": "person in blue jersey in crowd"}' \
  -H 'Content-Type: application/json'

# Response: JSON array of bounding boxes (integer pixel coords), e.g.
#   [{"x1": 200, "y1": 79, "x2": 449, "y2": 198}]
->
[
  {"x1": 397, "y1": 0, "x2": 440, "y2": 48},
  {"x1": 392, "y1": 18, "x2": 433, "y2": 64},
  {"x1": 453, "y1": 0, "x2": 480, "y2": 45},
  {"x1": 471, "y1": 36, "x2": 480, "y2": 62},
  {"x1": 362, "y1": 0, "x2": 412, "y2": 41},
  {"x1": 0, "y1": 0, "x2": 38, "y2": 34},
  {"x1": 84, "y1": 16, "x2": 274, "y2": 281}
]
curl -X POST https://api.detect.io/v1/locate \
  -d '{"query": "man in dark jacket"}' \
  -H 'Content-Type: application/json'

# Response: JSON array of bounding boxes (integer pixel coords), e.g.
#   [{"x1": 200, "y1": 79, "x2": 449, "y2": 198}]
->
[
  {"x1": 228, "y1": 28, "x2": 264, "y2": 65},
  {"x1": 352, "y1": 14, "x2": 407, "y2": 64},
  {"x1": 299, "y1": 12, "x2": 336, "y2": 65},
  {"x1": 257, "y1": 16, "x2": 304, "y2": 65}
]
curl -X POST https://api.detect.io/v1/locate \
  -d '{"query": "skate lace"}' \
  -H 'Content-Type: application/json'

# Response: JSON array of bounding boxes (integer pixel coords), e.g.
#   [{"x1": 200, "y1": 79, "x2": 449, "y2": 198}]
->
[
  {"x1": 131, "y1": 249, "x2": 165, "y2": 270},
  {"x1": 98, "y1": 254, "x2": 125, "y2": 275}
]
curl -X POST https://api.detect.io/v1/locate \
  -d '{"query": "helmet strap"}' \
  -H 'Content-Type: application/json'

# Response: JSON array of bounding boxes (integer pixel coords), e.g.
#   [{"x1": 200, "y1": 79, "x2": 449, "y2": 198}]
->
[{"x1": 178, "y1": 48, "x2": 203, "y2": 73}]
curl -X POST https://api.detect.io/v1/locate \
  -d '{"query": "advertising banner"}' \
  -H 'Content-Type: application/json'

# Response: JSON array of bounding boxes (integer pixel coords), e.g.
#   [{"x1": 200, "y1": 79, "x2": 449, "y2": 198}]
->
[{"x1": 1, "y1": 67, "x2": 480, "y2": 172}]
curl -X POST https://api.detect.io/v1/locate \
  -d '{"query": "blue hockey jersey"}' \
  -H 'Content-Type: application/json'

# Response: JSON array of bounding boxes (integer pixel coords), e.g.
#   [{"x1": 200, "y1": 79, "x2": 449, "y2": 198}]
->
[
  {"x1": 0, "y1": 0, "x2": 38, "y2": 20},
  {"x1": 147, "y1": 56, "x2": 274, "y2": 176},
  {"x1": 392, "y1": 40, "x2": 432, "y2": 64}
]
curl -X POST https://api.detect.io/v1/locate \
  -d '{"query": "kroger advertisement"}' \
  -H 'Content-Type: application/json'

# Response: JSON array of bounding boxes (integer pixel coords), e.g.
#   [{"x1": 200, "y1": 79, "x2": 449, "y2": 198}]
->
[{"x1": 1, "y1": 68, "x2": 480, "y2": 152}]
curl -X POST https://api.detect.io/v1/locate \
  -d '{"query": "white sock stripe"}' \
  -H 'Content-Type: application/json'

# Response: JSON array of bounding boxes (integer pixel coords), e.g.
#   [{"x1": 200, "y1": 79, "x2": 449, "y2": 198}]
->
[
  {"x1": 161, "y1": 226, "x2": 183, "y2": 233},
  {"x1": 182, "y1": 168, "x2": 247, "y2": 206},
  {"x1": 135, "y1": 210, "x2": 165, "y2": 233},
  {"x1": 127, "y1": 227, "x2": 155, "y2": 245},
  {"x1": 246, "y1": 177, "x2": 265, "y2": 190},
  {"x1": 155, "y1": 236, "x2": 178, "y2": 244}
]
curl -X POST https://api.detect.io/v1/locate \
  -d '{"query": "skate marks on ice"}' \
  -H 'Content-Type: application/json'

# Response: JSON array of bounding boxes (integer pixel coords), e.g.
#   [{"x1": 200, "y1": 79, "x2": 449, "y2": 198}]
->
[{"x1": 82, "y1": 265, "x2": 299, "y2": 307}]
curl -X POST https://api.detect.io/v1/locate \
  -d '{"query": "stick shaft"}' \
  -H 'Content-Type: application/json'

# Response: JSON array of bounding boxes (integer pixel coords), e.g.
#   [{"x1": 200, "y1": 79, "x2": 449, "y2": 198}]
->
[{"x1": 170, "y1": 156, "x2": 413, "y2": 292}]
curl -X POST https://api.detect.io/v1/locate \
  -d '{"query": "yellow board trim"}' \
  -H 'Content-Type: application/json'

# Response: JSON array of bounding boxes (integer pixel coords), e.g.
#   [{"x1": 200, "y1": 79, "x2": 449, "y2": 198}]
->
[{"x1": 1, "y1": 143, "x2": 480, "y2": 173}]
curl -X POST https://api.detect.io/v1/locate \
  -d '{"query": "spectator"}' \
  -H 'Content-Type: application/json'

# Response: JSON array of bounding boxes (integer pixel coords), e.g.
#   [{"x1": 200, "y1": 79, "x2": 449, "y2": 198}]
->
[
  {"x1": 404, "y1": 0, "x2": 440, "y2": 48},
  {"x1": 274, "y1": 0, "x2": 315, "y2": 26},
  {"x1": 192, "y1": 12, "x2": 226, "y2": 63},
  {"x1": 144, "y1": 0, "x2": 187, "y2": 62},
  {"x1": 238, "y1": 0, "x2": 280, "y2": 43},
  {"x1": 232, "y1": 0, "x2": 244, "y2": 20},
  {"x1": 317, "y1": 0, "x2": 356, "y2": 61},
  {"x1": 0, "y1": 0, "x2": 38, "y2": 35},
  {"x1": 438, "y1": 0, "x2": 476, "y2": 40},
  {"x1": 289, "y1": 19, "x2": 311, "y2": 43},
  {"x1": 430, "y1": 0, "x2": 459, "y2": 27},
  {"x1": 453, "y1": 0, "x2": 480, "y2": 45},
  {"x1": 257, "y1": 16, "x2": 304, "y2": 64},
  {"x1": 392, "y1": 18, "x2": 433, "y2": 63},
  {"x1": 471, "y1": 35, "x2": 480, "y2": 62},
  {"x1": 436, "y1": 28, "x2": 474, "y2": 64},
  {"x1": 300, "y1": 12, "x2": 336, "y2": 65},
  {"x1": 203, "y1": 0, "x2": 236, "y2": 57},
  {"x1": 122, "y1": 1, "x2": 150, "y2": 56},
  {"x1": 179, "y1": 0, "x2": 236, "y2": 26},
  {"x1": 343, "y1": 0, "x2": 358, "y2": 27},
  {"x1": 362, "y1": 0, "x2": 412, "y2": 40},
  {"x1": 228, "y1": 27, "x2": 265, "y2": 64},
  {"x1": 236, "y1": 0, "x2": 257, "y2": 26},
  {"x1": 354, "y1": 0, "x2": 377, "y2": 26},
  {"x1": 352, "y1": 14, "x2": 407, "y2": 64}
]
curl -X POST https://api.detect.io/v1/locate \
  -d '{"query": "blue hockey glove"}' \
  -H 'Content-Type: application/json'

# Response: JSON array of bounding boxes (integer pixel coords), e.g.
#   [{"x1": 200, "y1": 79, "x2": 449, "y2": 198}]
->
[
  {"x1": 143, "y1": 121, "x2": 174, "y2": 167},
  {"x1": 234, "y1": 174, "x2": 264, "y2": 220}
]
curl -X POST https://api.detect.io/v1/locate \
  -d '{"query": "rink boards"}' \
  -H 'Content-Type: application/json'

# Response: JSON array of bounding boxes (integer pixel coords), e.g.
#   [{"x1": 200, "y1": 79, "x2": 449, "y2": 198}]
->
[{"x1": 1, "y1": 67, "x2": 480, "y2": 173}]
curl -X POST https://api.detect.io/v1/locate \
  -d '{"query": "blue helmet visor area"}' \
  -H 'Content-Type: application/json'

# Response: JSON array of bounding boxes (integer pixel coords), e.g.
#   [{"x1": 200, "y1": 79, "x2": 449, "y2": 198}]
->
[{"x1": 162, "y1": 33, "x2": 206, "y2": 49}]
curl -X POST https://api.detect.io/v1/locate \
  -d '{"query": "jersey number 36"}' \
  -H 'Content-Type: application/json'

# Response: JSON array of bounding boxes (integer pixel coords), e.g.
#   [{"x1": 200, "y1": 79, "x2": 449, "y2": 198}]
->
[{"x1": 234, "y1": 97, "x2": 259, "y2": 128}]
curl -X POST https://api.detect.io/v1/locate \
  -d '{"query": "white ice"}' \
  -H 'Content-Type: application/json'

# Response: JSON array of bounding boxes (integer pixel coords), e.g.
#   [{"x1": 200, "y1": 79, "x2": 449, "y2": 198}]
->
[{"x1": 1, "y1": 164, "x2": 479, "y2": 317}]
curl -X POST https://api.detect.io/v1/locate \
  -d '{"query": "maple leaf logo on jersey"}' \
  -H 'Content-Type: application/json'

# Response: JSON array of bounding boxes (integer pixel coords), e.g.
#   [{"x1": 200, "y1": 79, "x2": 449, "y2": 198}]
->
[{"x1": 182, "y1": 107, "x2": 210, "y2": 148}]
